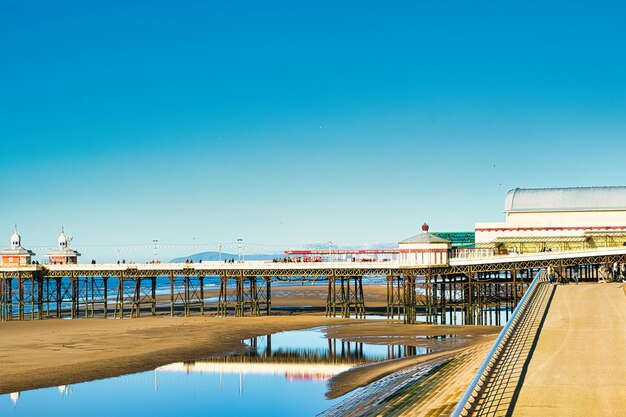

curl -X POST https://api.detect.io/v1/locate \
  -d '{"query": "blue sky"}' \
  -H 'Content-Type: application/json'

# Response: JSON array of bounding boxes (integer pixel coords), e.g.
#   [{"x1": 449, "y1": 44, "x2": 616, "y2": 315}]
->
[{"x1": 1, "y1": 1, "x2": 625, "y2": 261}]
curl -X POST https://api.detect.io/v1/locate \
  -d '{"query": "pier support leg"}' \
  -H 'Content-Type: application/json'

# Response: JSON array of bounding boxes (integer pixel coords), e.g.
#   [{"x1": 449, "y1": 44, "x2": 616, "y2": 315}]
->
[
  {"x1": 83, "y1": 277, "x2": 89, "y2": 319},
  {"x1": 151, "y1": 277, "x2": 157, "y2": 316},
  {"x1": 217, "y1": 275, "x2": 226, "y2": 317},
  {"x1": 0, "y1": 279, "x2": 4, "y2": 322},
  {"x1": 403, "y1": 273, "x2": 416, "y2": 324},
  {"x1": 199, "y1": 276, "x2": 205, "y2": 315},
  {"x1": 236, "y1": 273, "x2": 244, "y2": 317},
  {"x1": 18, "y1": 276, "x2": 24, "y2": 321},
  {"x1": 103, "y1": 277, "x2": 109, "y2": 318},
  {"x1": 326, "y1": 272, "x2": 337, "y2": 317},
  {"x1": 183, "y1": 276, "x2": 189, "y2": 317},
  {"x1": 133, "y1": 277, "x2": 141, "y2": 318},
  {"x1": 37, "y1": 276, "x2": 44, "y2": 320},
  {"x1": 169, "y1": 274, "x2": 175, "y2": 317},
  {"x1": 8, "y1": 278, "x2": 14, "y2": 320},
  {"x1": 266, "y1": 277, "x2": 272, "y2": 316},
  {"x1": 116, "y1": 276, "x2": 123, "y2": 319},
  {"x1": 89, "y1": 277, "x2": 94, "y2": 318}
]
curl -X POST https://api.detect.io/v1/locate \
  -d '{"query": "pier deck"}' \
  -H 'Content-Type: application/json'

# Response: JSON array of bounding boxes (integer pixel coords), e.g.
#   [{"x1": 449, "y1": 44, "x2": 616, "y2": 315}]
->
[{"x1": 510, "y1": 282, "x2": 626, "y2": 416}]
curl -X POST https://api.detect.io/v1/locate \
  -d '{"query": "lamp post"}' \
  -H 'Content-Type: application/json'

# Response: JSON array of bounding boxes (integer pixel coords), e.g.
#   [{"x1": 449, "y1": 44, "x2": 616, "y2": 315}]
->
[
  {"x1": 218, "y1": 244, "x2": 222, "y2": 262},
  {"x1": 152, "y1": 239, "x2": 158, "y2": 263},
  {"x1": 328, "y1": 241, "x2": 332, "y2": 263},
  {"x1": 237, "y1": 238, "x2": 243, "y2": 263}
]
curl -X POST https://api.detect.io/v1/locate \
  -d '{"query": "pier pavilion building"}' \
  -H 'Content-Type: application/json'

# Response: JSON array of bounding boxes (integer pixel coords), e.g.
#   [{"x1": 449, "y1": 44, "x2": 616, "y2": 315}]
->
[
  {"x1": 475, "y1": 186, "x2": 626, "y2": 253},
  {"x1": 0, "y1": 227, "x2": 35, "y2": 266},
  {"x1": 45, "y1": 229, "x2": 81, "y2": 265},
  {"x1": 398, "y1": 223, "x2": 451, "y2": 267}
]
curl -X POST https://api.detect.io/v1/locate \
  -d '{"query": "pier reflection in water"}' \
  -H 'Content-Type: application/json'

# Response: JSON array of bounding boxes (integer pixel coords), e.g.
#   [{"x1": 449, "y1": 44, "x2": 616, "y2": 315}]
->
[{"x1": 0, "y1": 327, "x2": 433, "y2": 417}]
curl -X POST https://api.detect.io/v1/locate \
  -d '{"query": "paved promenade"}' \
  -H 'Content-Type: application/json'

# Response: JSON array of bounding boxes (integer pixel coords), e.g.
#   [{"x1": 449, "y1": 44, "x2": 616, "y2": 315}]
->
[{"x1": 512, "y1": 282, "x2": 626, "y2": 416}]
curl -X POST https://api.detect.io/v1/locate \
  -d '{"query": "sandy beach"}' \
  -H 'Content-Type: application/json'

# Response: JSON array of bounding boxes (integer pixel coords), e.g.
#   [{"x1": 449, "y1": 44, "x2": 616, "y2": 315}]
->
[{"x1": 0, "y1": 285, "x2": 501, "y2": 416}]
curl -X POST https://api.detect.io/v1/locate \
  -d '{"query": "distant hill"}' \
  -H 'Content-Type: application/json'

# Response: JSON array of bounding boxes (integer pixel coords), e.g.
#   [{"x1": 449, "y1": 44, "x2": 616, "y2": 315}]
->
[{"x1": 170, "y1": 251, "x2": 283, "y2": 263}]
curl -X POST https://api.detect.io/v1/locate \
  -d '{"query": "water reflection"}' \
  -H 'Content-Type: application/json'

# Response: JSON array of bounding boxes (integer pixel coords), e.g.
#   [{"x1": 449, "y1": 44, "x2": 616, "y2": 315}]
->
[
  {"x1": 194, "y1": 329, "x2": 426, "y2": 365},
  {"x1": 416, "y1": 306, "x2": 514, "y2": 326},
  {"x1": 1, "y1": 327, "x2": 430, "y2": 416},
  {"x1": 159, "y1": 329, "x2": 428, "y2": 384}
]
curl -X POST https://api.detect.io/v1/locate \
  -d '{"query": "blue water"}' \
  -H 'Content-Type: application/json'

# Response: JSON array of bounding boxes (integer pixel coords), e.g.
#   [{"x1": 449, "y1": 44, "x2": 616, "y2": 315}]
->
[
  {"x1": 2, "y1": 371, "x2": 339, "y2": 416},
  {"x1": 0, "y1": 326, "x2": 428, "y2": 416}
]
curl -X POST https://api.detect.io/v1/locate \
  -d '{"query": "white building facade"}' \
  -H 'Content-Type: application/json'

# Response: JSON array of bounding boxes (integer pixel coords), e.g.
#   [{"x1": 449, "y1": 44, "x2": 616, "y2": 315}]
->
[{"x1": 475, "y1": 187, "x2": 626, "y2": 253}]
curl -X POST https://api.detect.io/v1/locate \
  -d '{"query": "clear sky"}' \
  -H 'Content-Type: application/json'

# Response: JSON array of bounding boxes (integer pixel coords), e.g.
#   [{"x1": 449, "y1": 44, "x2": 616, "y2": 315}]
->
[{"x1": 1, "y1": 1, "x2": 625, "y2": 262}]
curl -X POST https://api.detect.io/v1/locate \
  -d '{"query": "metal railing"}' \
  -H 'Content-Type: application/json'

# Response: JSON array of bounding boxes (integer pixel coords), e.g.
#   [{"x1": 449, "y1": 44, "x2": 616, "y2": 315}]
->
[
  {"x1": 450, "y1": 245, "x2": 626, "y2": 262},
  {"x1": 451, "y1": 268, "x2": 546, "y2": 416}
]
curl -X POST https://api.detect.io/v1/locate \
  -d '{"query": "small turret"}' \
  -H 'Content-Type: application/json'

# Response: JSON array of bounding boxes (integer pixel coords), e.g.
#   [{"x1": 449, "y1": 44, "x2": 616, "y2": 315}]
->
[
  {"x1": 46, "y1": 228, "x2": 81, "y2": 265},
  {"x1": 58, "y1": 227, "x2": 68, "y2": 248},
  {"x1": 10, "y1": 225, "x2": 20, "y2": 248},
  {"x1": 0, "y1": 226, "x2": 35, "y2": 266}
]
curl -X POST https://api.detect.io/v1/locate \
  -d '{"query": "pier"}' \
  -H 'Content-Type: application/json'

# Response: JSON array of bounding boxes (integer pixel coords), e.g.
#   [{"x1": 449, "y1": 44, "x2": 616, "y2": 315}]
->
[{"x1": 2, "y1": 247, "x2": 625, "y2": 325}]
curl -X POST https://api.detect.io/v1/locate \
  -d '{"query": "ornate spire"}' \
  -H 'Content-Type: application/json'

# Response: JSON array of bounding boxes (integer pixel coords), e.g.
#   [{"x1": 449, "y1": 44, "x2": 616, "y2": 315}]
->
[
  {"x1": 11, "y1": 225, "x2": 21, "y2": 248},
  {"x1": 58, "y1": 227, "x2": 68, "y2": 248}
]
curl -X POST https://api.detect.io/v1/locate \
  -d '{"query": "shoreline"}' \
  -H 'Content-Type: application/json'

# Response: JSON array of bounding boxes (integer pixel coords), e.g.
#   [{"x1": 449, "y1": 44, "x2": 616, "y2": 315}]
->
[
  {"x1": 0, "y1": 316, "x2": 500, "y2": 397},
  {"x1": 0, "y1": 315, "x2": 353, "y2": 395}
]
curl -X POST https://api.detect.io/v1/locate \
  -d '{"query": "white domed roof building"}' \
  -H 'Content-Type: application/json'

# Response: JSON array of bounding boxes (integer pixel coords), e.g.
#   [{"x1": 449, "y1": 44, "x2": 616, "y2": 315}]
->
[
  {"x1": 45, "y1": 228, "x2": 81, "y2": 265},
  {"x1": 475, "y1": 186, "x2": 626, "y2": 253},
  {"x1": 0, "y1": 226, "x2": 35, "y2": 266}
]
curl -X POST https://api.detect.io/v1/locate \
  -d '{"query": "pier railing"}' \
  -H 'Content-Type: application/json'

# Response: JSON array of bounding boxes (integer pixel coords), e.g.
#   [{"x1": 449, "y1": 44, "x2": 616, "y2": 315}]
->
[{"x1": 451, "y1": 268, "x2": 547, "y2": 416}]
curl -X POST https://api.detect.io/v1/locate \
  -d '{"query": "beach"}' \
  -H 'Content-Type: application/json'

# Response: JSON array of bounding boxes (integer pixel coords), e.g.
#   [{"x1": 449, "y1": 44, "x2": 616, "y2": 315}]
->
[{"x1": 0, "y1": 285, "x2": 501, "y2": 415}]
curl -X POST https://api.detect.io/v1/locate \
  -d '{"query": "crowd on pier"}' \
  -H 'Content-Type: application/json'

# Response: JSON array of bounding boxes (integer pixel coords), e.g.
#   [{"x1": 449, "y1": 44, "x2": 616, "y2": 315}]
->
[{"x1": 546, "y1": 262, "x2": 626, "y2": 285}]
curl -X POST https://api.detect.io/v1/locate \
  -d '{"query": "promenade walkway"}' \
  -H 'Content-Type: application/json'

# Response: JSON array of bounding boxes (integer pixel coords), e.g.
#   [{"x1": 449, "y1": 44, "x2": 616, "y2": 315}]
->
[{"x1": 511, "y1": 282, "x2": 626, "y2": 416}]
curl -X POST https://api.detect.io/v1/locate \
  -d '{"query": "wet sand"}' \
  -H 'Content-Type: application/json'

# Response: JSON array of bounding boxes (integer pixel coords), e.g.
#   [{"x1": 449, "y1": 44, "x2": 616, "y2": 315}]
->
[
  {"x1": 325, "y1": 324, "x2": 499, "y2": 399},
  {"x1": 199, "y1": 283, "x2": 389, "y2": 308}
]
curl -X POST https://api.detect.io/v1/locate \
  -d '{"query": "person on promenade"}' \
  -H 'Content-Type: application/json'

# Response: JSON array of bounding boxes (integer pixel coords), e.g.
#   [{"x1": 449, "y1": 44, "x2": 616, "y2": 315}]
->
[
  {"x1": 612, "y1": 262, "x2": 619, "y2": 281},
  {"x1": 547, "y1": 266, "x2": 554, "y2": 283},
  {"x1": 572, "y1": 265, "x2": 579, "y2": 285},
  {"x1": 620, "y1": 263, "x2": 625, "y2": 281}
]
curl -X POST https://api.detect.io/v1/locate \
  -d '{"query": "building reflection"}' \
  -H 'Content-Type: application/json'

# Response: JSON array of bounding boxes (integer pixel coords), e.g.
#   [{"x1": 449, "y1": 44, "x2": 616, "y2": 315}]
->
[
  {"x1": 57, "y1": 385, "x2": 72, "y2": 397},
  {"x1": 8, "y1": 385, "x2": 71, "y2": 407},
  {"x1": 157, "y1": 334, "x2": 427, "y2": 383}
]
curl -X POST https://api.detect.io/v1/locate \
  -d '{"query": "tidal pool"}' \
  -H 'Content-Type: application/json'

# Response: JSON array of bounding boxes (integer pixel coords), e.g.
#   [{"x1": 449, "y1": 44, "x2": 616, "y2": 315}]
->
[{"x1": 0, "y1": 327, "x2": 429, "y2": 416}]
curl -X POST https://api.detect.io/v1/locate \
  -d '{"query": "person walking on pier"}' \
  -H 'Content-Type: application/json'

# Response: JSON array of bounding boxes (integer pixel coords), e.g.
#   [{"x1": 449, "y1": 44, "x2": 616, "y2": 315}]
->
[
  {"x1": 572, "y1": 265, "x2": 580, "y2": 285},
  {"x1": 547, "y1": 266, "x2": 554, "y2": 283}
]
